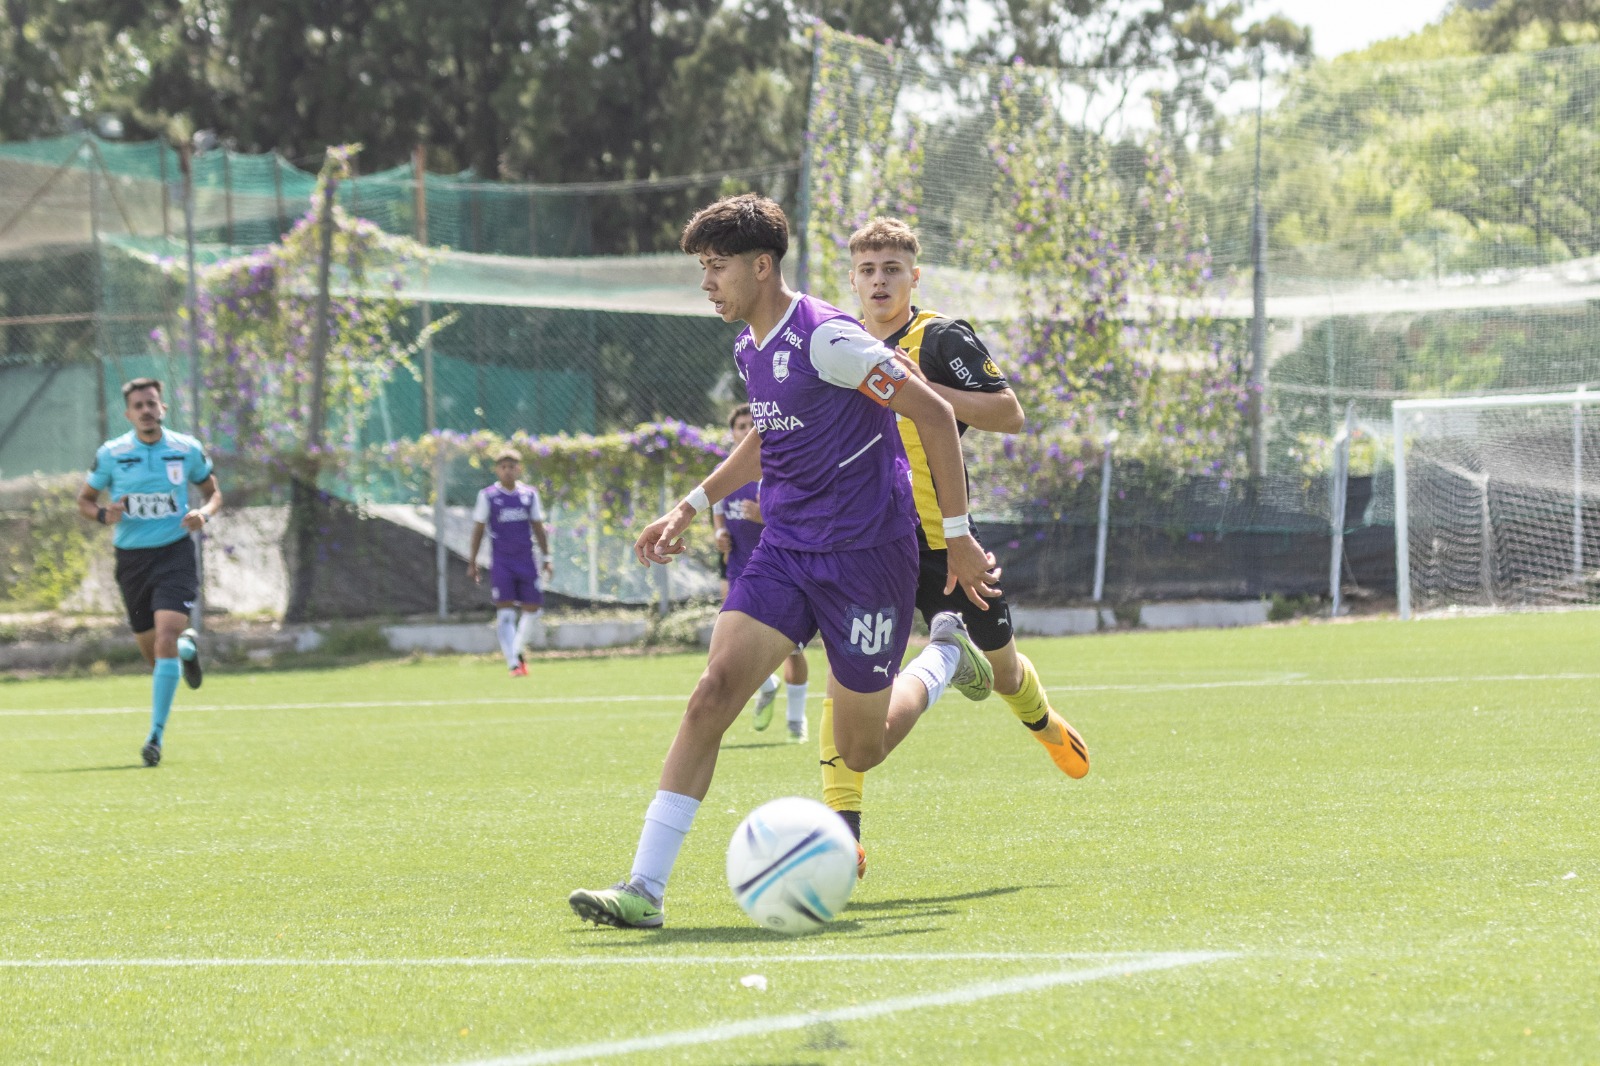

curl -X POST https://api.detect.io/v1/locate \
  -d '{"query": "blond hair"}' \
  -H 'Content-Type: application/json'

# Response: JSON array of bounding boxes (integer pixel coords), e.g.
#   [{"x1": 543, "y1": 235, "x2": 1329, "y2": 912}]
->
[{"x1": 847, "y1": 217, "x2": 920, "y2": 260}]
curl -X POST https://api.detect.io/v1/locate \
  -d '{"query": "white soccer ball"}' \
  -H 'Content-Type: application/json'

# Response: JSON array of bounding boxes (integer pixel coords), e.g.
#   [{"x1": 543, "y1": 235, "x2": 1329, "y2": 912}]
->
[{"x1": 726, "y1": 796, "x2": 859, "y2": 935}]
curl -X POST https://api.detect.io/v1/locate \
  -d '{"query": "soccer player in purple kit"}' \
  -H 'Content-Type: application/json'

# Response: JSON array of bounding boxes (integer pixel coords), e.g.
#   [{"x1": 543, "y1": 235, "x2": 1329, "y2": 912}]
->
[
  {"x1": 711, "y1": 403, "x2": 811, "y2": 741},
  {"x1": 568, "y1": 193, "x2": 998, "y2": 928},
  {"x1": 468, "y1": 447, "x2": 552, "y2": 677}
]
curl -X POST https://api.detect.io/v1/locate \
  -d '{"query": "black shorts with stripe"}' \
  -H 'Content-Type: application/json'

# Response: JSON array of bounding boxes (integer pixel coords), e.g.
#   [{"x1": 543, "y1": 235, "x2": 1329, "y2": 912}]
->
[
  {"x1": 114, "y1": 537, "x2": 198, "y2": 634},
  {"x1": 914, "y1": 537, "x2": 1014, "y2": 653}
]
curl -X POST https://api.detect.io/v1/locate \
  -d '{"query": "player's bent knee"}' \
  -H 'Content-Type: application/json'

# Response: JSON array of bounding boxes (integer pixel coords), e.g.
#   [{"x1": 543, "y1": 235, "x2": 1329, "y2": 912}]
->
[
  {"x1": 683, "y1": 668, "x2": 751, "y2": 728},
  {"x1": 836, "y1": 739, "x2": 886, "y2": 774}
]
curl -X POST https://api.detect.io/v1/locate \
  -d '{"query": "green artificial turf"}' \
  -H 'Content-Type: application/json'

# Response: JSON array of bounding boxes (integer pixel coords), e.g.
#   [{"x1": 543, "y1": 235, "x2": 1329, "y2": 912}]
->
[{"x1": 1, "y1": 611, "x2": 1597, "y2": 1063}]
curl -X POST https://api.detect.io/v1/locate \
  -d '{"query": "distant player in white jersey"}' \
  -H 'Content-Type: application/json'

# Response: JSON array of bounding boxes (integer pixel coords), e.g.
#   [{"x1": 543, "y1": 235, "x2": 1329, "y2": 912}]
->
[
  {"x1": 710, "y1": 403, "x2": 809, "y2": 741},
  {"x1": 468, "y1": 447, "x2": 552, "y2": 676}
]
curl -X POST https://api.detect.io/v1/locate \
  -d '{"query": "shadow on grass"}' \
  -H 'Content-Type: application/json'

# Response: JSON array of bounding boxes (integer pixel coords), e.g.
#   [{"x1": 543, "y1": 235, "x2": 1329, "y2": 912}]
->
[
  {"x1": 719, "y1": 740, "x2": 791, "y2": 751},
  {"x1": 845, "y1": 885, "x2": 1032, "y2": 912},
  {"x1": 26, "y1": 764, "x2": 148, "y2": 773},
  {"x1": 566, "y1": 886, "x2": 1039, "y2": 946},
  {"x1": 571, "y1": 919, "x2": 875, "y2": 945}
]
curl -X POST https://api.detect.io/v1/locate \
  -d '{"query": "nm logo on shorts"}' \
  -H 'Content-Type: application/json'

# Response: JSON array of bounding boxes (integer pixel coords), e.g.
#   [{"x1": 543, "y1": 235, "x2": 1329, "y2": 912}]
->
[
  {"x1": 772, "y1": 350, "x2": 791, "y2": 382},
  {"x1": 847, "y1": 606, "x2": 896, "y2": 657}
]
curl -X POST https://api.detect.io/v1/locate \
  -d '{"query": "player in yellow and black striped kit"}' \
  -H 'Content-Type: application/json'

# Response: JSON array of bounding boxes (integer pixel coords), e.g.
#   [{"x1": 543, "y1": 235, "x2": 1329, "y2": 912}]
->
[{"x1": 818, "y1": 217, "x2": 1090, "y2": 862}]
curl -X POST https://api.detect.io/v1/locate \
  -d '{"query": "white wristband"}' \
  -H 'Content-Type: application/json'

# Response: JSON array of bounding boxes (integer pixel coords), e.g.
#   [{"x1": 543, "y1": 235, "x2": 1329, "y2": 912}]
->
[
  {"x1": 684, "y1": 485, "x2": 710, "y2": 514},
  {"x1": 942, "y1": 514, "x2": 971, "y2": 539}
]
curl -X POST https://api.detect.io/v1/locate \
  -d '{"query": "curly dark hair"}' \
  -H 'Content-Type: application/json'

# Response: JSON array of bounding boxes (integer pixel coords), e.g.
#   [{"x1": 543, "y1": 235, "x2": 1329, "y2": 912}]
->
[{"x1": 680, "y1": 194, "x2": 788, "y2": 261}]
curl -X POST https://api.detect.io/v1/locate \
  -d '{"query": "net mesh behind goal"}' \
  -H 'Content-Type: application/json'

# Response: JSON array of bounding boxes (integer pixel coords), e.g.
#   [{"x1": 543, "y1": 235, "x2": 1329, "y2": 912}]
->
[{"x1": 1396, "y1": 393, "x2": 1600, "y2": 615}]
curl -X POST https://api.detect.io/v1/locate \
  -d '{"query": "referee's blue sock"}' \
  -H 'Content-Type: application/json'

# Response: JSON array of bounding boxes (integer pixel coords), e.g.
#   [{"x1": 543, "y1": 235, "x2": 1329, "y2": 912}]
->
[{"x1": 149, "y1": 658, "x2": 181, "y2": 743}]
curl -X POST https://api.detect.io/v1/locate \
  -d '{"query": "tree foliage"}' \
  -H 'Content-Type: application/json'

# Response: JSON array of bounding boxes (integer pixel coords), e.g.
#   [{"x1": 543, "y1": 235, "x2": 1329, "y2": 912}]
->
[{"x1": 1, "y1": 0, "x2": 1306, "y2": 187}]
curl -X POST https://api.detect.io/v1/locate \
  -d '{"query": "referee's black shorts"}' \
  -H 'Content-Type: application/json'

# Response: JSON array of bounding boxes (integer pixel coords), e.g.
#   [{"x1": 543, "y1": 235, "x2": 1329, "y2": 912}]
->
[
  {"x1": 114, "y1": 537, "x2": 198, "y2": 634},
  {"x1": 914, "y1": 538, "x2": 1014, "y2": 653}
]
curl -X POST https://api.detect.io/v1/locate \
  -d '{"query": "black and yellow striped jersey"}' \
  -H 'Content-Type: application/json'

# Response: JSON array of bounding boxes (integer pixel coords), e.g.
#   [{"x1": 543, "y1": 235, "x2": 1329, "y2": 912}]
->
[{"x1": 881, "y1": 307, "x2": 1010, "y2": 549}]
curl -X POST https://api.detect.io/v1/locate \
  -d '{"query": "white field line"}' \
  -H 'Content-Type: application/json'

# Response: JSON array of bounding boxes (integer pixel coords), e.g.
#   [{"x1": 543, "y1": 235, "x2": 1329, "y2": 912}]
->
[
  {"x1": 5, "y1": 671, "x2": 1599, "y2": 718},
  {"x1": 0, "y1": 950, "x2": 1206, "y2": 969},
  {"x1": 447, "y1": 951, "x2": 1235, "y2": 1066}
]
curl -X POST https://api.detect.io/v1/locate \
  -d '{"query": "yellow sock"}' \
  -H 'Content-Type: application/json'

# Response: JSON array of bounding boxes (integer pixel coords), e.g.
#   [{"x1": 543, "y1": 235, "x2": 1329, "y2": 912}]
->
[
  {"x1": 819, "y1": 697, "x2": 864, "y2": 814},
  {"x1": 998, "y1": 653, "x2": 1052, "y2": 730}
]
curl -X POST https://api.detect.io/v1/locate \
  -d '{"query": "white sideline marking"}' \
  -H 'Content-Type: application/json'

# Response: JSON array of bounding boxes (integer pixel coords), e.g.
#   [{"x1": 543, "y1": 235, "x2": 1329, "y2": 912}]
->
[
  {"x1": 0, "y1": 951, "x2": 1205, "y2": 969},
  {"x1": 448, "y1": 951, "x2": 1233, "y2": 1066},
  {"x1": 5, "y1": 671, "x2": 1598, "y2": 718},
  {"x1": 1050, "y1": 672, "x2": 1600, "y2": 694},
  {"x1": 0, "y1": 695, "x2": 681, "y2": 718}
]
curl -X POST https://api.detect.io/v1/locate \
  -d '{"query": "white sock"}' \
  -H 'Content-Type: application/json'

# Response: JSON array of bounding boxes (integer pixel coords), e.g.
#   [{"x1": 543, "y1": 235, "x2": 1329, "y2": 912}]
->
[
  {"x1": 496, "y1": 608, "x2": 519, "y2": 668},
  {"x1": 759, "y1": 673, "x2": 780, "y2": 696},
  {"x1": 903, "y1": 641, "x2": 960, "y2": 712},
  {"x1": 786, "y1": 681, "x2": 808, "y2": 729},
  {"x1": 516, "y1": 609, "x2": 541, "y2": 651},
  {"x1": 630, "y1": 790, "x2": 701, "y2": 901}
]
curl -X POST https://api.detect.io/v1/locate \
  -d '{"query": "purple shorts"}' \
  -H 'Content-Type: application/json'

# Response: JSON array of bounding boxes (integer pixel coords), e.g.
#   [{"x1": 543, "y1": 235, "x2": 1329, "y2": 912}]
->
[
  {"x1": 723, "y1": 535, "x2": 917, "y2": 694},
  {"x1": 490, "y1": 559, "x2": 542, "y2": 606}
]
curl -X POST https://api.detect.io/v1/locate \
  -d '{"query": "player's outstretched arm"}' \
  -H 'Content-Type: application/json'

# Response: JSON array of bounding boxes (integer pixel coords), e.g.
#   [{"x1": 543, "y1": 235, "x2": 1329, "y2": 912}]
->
[
  {"x1": 634, "y1": 427, "x2": 763, "y2": 566},
  {"x1": 887, "y1": 377, "x2": 1001, "y2": 609}
]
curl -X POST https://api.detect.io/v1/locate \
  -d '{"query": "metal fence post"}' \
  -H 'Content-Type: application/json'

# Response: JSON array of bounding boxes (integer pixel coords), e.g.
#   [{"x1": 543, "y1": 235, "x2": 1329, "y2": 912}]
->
[
  {"x1": 1092, "y1": 431, "x2": 1116, "y2": 603},
  {"x1": 1575, "y1": 387, "x2": 1586, "y2": 581},
  {"x1": 586, "y1": 486, "x2": 600, "y2": 601},
  {"x1": 434, "y1": 444, "x2": 449, "y2": 618},
  {"x1": 414, "y1": 147, "x2": 446, "y2": 620},
  {"x1": 1393, "y1": 404, "x2": 1412, "y2": 620},
  {"x1": 181, "y1": 142, "x2": 205, "y2": 632},
  {"x1": 1329, "y1": 402, "x2": 1353, "y2": 617}
]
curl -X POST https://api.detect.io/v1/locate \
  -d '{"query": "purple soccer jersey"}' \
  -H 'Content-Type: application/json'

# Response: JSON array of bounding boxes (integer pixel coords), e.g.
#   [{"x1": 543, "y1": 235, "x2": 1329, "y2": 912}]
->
[
  {"x1": 734, "y1": 294, "x2": 916, "y2": 553},
  {"x1": 474, "y1": 482, "x2": 545, "y2": 605},
  {"x1": 719, "y1": 294, "x2": 920, "y2": 692},
  {"x1": 715, "y1": 479, "x2": 763, "y2": 585}
]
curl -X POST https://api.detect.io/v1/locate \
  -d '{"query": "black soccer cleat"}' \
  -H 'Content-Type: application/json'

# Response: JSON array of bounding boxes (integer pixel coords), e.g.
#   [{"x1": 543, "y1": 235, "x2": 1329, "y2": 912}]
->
[
  {"x1": 140, "y1": 740, "x2": 162, "y2": 767},
  {"x1": 178, "y1": 628, "x2": 203, "y2": 690}
]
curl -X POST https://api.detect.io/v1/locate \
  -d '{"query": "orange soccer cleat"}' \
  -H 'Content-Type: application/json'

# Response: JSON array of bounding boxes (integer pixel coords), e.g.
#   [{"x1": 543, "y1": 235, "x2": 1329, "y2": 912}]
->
[{"x1": 1033, "y1": 709, "x2": 1089, "y2": 779}]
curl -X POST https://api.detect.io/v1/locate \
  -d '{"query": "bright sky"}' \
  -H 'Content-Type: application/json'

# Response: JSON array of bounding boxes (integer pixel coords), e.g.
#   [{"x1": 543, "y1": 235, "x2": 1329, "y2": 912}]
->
[{"x1": 1262, "y1": 0, "x2": 1449, "y2": 57}]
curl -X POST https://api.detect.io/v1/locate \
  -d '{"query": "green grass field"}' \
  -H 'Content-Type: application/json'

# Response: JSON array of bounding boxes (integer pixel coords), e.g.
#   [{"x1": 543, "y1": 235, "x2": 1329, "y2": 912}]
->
[{"x1": 3, "y1": 612, "x2": 1598, "y2": 1064}]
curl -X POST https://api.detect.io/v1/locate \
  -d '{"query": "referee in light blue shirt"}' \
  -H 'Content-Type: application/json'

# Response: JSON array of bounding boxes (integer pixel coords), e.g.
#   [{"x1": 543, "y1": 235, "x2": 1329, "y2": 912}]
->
[{"x1": 76, "y1": 378, "x2": 222, "y2": 767}]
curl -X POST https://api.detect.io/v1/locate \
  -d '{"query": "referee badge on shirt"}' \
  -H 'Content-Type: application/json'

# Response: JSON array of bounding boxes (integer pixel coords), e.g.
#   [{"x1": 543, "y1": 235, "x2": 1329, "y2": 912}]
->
[
  {"x1": 773, "y1": 350, "x2": 791, "y2": 382},
  {"x1": 166, "y1": 460, "x2": 185, "y2": 485}
]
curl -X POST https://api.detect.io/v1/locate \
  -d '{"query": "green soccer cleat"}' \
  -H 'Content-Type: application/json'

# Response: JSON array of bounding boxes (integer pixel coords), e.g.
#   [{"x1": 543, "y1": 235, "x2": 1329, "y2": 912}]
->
[
  {"x1": 928, "y1": 611, "x2": 994, "y2": 702},
  {"x1": 568, "y1": 882, "x2": 664, "y2": 929},
  {"x1": 751, "y1": 675, "x2": 780, "y2": 732},
  {"x1": 177, "y1": 628, "x2": 202, "y2": 690},
  {"x1": 786, "y1": 720, "x2": 808, "y2": 744}
]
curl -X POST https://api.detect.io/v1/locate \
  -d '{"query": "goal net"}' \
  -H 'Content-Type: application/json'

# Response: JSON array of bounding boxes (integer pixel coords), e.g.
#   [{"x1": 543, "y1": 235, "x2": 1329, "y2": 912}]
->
[{"x1": 1394, "y1": 391, "x2": 1600, "y2": 617}]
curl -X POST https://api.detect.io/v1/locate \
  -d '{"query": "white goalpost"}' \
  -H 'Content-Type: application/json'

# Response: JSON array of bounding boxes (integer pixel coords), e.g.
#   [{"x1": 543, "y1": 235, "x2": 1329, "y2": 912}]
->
[{"x1": 1394, "y1": 389, "x2": 1600, "y2": 619}]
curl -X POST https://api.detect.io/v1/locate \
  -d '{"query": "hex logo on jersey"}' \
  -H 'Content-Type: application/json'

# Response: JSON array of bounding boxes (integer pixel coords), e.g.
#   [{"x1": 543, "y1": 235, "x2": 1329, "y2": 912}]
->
[
  {"x1": 166, "y1": 460, "x2": 185, "y2": 485},
  {"x1": 847, "y1": 606, "x2": 897, "y2": 657},
  {"x1": 773, "y1": 350, "x2": 791, "y2": 382}
]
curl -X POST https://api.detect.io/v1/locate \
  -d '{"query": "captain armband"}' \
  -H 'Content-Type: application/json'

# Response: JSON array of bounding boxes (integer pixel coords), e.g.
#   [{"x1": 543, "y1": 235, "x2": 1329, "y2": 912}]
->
[{"x1": 858, "y1": 357, "x2": 910, "y2": 407}]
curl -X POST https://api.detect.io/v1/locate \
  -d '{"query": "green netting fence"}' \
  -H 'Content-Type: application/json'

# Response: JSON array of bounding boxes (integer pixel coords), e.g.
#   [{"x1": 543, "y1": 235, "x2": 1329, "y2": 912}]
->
[{"x1": 6, "y1": 31, "x2": 1600, "y2": 620}]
